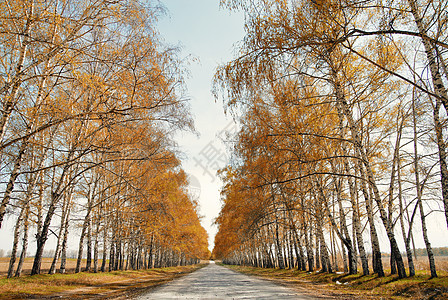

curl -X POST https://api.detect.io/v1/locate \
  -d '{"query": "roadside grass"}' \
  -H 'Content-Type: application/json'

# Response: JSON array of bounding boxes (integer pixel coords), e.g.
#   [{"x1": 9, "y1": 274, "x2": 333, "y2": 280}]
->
[
  {"x1": 0, "y1": 257, "x2": 95, "y2": 276},
  {"x1": 223, "y1": 264, "x2": 448, "y2": 299},
  {"x1": 0, "y1": 264, "x2": 205, "y2": 299}
]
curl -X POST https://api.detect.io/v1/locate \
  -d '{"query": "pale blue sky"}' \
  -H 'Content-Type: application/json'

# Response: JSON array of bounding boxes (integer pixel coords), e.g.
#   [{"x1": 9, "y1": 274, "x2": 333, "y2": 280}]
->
[{"x1": 157, "y1": 0, "x2": 245, "y2": 250}]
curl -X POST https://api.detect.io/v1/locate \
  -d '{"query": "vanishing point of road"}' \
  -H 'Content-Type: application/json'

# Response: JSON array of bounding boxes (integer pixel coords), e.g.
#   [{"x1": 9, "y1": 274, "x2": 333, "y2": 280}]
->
[{"x1": 136, "y1": 261, "x2": 312, "y2": 299}]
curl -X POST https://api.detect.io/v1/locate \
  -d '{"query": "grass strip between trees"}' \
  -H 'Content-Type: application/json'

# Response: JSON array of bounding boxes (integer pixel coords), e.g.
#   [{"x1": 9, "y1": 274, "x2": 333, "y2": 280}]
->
[
  {"x1": 222, "y1": 264, "x2": 448, "y2": 299},
  {"x1": 0, "y1": 264, "x2": 207, "y2": 299}
]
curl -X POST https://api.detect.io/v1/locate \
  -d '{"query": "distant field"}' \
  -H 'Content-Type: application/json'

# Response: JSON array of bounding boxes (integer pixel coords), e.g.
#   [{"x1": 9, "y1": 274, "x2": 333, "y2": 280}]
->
[
  {"x1": 0, "y1": 257, "x2": 96, "y2": 276},
  {"x1": 381, "y1": 256, "x2": 448, "y2": 273},
  {"x1": 324, "y1": 255, "x2": 448, "y2": 274}
]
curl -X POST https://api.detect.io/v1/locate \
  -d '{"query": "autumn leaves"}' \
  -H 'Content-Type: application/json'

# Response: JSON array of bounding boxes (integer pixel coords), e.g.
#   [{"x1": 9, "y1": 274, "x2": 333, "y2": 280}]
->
[
  {"x1": 1, "y1": 0, "x2": 208, "y2": 277},
  {"x1": 213, "y1": 0, "x2": 447, "y2": 279}
]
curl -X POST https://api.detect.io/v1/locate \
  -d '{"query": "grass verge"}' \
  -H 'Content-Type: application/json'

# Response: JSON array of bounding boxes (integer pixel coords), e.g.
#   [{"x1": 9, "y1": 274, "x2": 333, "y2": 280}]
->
[
  {"x1": 0, "y1": 264, "x2": 206, "y2": 299},
  {"x1": 221, "y1": 264, "x2": 448, "y2": 299}
]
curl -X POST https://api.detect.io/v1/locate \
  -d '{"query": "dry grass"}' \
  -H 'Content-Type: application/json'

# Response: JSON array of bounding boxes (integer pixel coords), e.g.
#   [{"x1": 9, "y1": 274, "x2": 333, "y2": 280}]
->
[
  {"x1": 222, "y1": 257, "x2": 448, "y2": 300},
  {"x1": 0, "y1": 257, "x2": 94, "y2": 276},
  {"x1": 0, "y1": 264, "x2": 206, "y2": 299}
]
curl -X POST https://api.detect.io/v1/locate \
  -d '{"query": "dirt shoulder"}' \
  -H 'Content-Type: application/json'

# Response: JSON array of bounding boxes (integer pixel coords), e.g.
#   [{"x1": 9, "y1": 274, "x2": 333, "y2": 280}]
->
[
  {"x1": 0, "y1": 264, "x2": 207, "y2": 299},
  {"x1": 222, "y1": 264, "x2": 448, "y2": 300}
]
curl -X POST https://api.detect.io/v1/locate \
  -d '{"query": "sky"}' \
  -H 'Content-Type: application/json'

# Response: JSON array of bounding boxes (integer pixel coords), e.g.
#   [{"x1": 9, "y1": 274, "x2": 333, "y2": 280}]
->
[{"x1": 156, "y1": 0, "x2": 245, "y2": 251}]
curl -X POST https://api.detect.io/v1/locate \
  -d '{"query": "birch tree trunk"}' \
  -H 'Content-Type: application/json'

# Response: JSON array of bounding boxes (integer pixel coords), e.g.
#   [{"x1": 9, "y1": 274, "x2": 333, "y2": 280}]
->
[
  {"x1": 319, "y1": 182, "x2": 356, "y2": 274},
  {"x1": 316, "y1": 205, "x2": 332, "y2": 273},
  {"x1": 397, "y1": 156, "x2": 416, "y2": 276},
  {"x1": 433, "y1": 98, "x2": 448, "y2": 230},
  {"x1": 412, "y1": 96, "x2": 437, "y2": 278},
  {"x1": 356, "y1": 161, "x2": 384, "y2": 276},
  {"x1": 75, "y1": 209, "x2": 91, "y2": 273},
  {"x1": 0, "y1": 137, "x2": 28, "y2": 229},
  {"x1": 101, "y1": 226, "x2": 107, "y2": 272},
  {"x1": 0, "y1": 1, "x2": 34, "y2": 144},
  {"x1": 407, "y1": 0, "x2": 448, "y2": 114},
  {"x1": 49, "y1": 191, "x2": 72, "y2": 274},
  {"x1": 333, "y1": 74, "x2": 406, "y2": 278},
  {"x1": 31, "y1": 149, "x2": 77, "y2": 275},
  {"x1": 304, "y1": 217, "x2": 314, "y2": 271},
  {"x1": 31, "y1": 192, "x2": 59, "y2": 275},
  {"x1": 274, "y1": 202, "x2": 285, "y2": 269},
  {"x1": 85, "y1": 218, "x2": 92, "y2": 272},
  {"x1": 407, "y1": 0, "x2": 448, "y2": 229},
  {"x1": 7, "y1": 207, "x2": 25, "y2": 278},
  {"x1": 340, "y1": 135, "x2": 369, "y2": 275},
  {"x1": 93, "y1": 219, "x2": 100, "y2": 273},
  {"x1": 15, "y1": 208, "x2": 29, "y2": 277},
  {"x1": 59, "y1": 209, "x2": 70, "y2": 274}
]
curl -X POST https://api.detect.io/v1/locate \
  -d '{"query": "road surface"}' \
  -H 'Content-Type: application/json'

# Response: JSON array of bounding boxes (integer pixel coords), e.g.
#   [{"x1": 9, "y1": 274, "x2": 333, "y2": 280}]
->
[{"x1": 136, "y1": 261, "x2": 311, "y2": 299}]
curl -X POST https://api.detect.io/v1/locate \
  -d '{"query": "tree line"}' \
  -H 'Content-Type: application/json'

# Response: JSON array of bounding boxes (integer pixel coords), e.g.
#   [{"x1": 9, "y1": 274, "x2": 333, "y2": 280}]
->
[
  {"x1": 212, "y1": 0, "x2": 448, "y2": 279},
  {"x1": 0, "y1": 0, "x2": 209, "y2": 278}
]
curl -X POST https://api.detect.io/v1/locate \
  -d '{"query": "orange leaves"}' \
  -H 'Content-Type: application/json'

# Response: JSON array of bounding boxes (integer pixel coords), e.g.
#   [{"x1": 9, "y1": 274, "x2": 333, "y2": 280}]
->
[{"x1": 122, "y1": 167, "x2": 209, "y2": 260}]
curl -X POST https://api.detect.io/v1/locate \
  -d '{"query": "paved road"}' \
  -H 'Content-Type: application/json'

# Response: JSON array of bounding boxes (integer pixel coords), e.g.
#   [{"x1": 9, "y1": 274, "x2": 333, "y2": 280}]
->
[{"x1": 136, "y1": 261, "x2": 311, "y2": 299}]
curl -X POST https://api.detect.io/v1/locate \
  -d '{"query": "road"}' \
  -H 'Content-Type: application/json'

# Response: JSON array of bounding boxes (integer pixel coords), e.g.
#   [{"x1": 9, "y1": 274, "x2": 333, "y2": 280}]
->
[{"x1": 136, "y1": 261, "x2": 311, "y2": 299}]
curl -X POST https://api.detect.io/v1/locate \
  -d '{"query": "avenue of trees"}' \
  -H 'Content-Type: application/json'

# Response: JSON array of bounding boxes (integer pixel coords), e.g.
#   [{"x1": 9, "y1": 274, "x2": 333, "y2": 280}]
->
[
  {"x1": 0, "y1": 0, "x2": 209, "y2": 277},
  {"x1": 212, "y1": 0, "x2": 448, "y2": 279}
]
